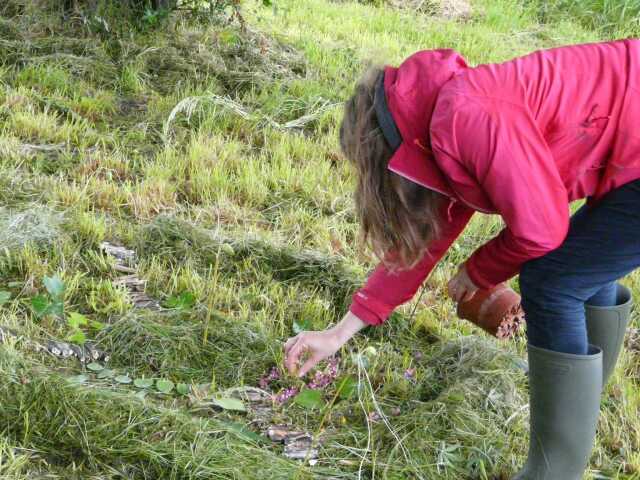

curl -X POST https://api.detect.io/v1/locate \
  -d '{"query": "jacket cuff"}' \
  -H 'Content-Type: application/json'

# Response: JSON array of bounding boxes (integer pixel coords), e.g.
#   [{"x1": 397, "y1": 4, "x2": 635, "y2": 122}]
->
[
  {"x1": 349, "y1": 291, "x2": 393, "y2": 326},
  {"x1": 465, "y1": 256, "x2": 496, "y2": 290}
]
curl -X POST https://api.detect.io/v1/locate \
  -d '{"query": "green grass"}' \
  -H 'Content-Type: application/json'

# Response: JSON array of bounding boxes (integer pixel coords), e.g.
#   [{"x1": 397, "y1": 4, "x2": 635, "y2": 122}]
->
[{"x1": 0, "y1": 0, "x2": 639, "y2": 478}]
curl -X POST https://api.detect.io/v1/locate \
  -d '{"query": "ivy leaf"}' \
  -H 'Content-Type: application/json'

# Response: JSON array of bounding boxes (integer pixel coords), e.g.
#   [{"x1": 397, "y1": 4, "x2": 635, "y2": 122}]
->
[
  {"x1": 337, "y1": 375, "x2": 358, "y2": 400},
  {"x1": 43, "y1": 275, "x2": 65, "y2": 300},
  {"x1": 68, "y1": 374, "x2": 89, "y2": 384},
  {"x1": 67, "y1": 330, "x2": 86, "y2": 345},
  {"x1": 31, "y1": 295, "x2": 50, "y2": 317},
  {"x1": 176, "y1": 383, "x2": 189, "y2": 395},
  {"x1": 293, "y1": 389, "x2": 323, "y2": 409},
  {"x1": 134, "y1": 378, "x2": 154, "y2": 389},
  {"x1": 156, "y1": 379, "x2": 174, "y2": 394},
  {"x1": 86, "y1": 362, "x2": 104, "y2": 372},
  {"x1": 67, "y1": 312, "x2": 89, "y2": 329},
  {"x1": 115, "y1": 375, "x2": 132, "y2": 384},
  {"x1": 212, "y1": 397, "x2": 246, "y2": 412},
  {"x1": 0, "y1": 291, "x2": 11, "y2": 307},
  {"x1": 163, "y1": 292, "x2": 196, "y2": 310},
  {"x1": 97, "y1": 369, "x2": 115, "y2": 379}
]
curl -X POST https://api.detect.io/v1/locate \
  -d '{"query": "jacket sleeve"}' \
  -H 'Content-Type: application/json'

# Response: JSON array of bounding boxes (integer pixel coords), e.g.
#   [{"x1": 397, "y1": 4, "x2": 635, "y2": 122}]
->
[
  {"x1": 349, "y1": 200, "x2": 474, "y2": 326},
  {"x1": 451, "y1": 100, "x2": 570, "y2": 288}
]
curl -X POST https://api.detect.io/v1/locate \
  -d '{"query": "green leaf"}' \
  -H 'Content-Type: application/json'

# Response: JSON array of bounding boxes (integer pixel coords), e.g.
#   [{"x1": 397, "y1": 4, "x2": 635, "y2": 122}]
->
[
  {"x1": 67, "y1": 312, "x2": 89, "y2": 329},
  {"x1": 163, "y1": 292, "x2": 196, "y2": 310},
  {"x1": 293, "y1": 389, "x2": 323, "y2": 409},
  {"x1": 292, "y1": 318, "x2": 312, "y2": 335},
  {"x1": 68, "y1": 374, "x2": 89, "y2": 384},
  {"x1": 156, "y1": 379, "x2": 174, "y2": 394},
  {"x1": 0, "y1": 291, "x2": 11, "y2": 307},
  {"x1": 97, "y1": 369, "x2": 115, "y2": 379},
  {"x1": 176, "y1": 383, "x2": 189, "y2": 395},
  {"x1": 134, "y1": 378, "x2": 154, "y2": 389},
  {"x1": 89, "y1": 320, "x2": 105, "y2": 331},
  {"x1": 86, "y1": 362, "x2": 104, "y2": 372},
  {"x1": 67, "y1": 330, "x2": 86, "y2": 345},
  {"x1": 43, "y1": 275, "x2": 65, "y2": 299},
  {"x1": 31, "y1": 295, "x2": 50, "y2": 317},
  {"x1": 212, "y1": 397, "x2": 246, "y2": 412},
  {"x1": 225, "y1": 421, "x2": 267, "y2": 444},
  {"x1": 135, "y1": 390, "x2": 147, "y2": 400},
  {"x1": 337, "y1": 375, "x2": 358, "y2": 400},
  {"x1": 115, "y1": 375, "x2": 132, "y2": 384},
  {"x1": 48, "y1": 300, "x2": 64, "y2": 318},
  {"x1": 221, "y1": 243, "x2": 235, "y2": 256}
]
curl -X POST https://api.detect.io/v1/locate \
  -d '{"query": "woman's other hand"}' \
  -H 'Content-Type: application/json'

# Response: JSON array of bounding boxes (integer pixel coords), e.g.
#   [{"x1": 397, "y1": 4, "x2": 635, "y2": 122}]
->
[
  {"x1": 284, "y1": 311, "x2": 367, "y2": 378},
  {"x1": 448, "y1": 263, "x2": 478, "y2": 303}
]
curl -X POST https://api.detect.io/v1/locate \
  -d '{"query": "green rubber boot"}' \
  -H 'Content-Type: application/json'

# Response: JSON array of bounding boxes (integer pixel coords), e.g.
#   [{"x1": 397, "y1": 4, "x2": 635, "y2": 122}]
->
[
  {"x1": 514, "y1": 344, "x2": 603, "y2": 480},
  {"x1": 585, "y1": 284, "x2": 632, "y2": 385}
]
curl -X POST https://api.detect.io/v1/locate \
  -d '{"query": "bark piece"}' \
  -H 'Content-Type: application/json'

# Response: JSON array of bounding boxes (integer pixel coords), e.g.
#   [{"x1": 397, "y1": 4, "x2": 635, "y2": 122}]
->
[
  {"x1": 100, "y1": 242, "x2": 137, "y2": 266},
  {"x1": 283, "y1": 433, "x2": 319, "y2": 460}
]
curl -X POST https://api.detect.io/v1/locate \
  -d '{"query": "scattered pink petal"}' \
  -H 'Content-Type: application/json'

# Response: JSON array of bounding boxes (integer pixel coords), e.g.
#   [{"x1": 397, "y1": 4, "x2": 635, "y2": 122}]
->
[
  {"x1": 274, "y1": 387, "x2": 300, "y2": 404},
  {"x1": 261, "y1": 357, "x2": 340, "y2": 403}
]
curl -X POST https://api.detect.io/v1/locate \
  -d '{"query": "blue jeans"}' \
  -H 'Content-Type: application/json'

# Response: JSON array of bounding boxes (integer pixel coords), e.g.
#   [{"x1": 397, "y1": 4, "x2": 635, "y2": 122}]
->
[{"x1": 520, "y1": 179, "x2": 640, "y2": 355}]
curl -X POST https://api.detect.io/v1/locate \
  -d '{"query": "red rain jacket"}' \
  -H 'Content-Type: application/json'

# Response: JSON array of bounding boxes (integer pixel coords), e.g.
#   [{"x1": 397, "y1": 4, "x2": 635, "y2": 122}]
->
[{"x1": 350, "y1": 40, "x2": 640, "y2": 326}]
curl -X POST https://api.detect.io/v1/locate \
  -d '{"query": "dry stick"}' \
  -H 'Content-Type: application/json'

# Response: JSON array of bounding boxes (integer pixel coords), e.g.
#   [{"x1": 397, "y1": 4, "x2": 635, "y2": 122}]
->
[
  {"x1": 408, "y1": 284, "x2": 428, "y2": 323},
  {"x1": 357, "y1": 361, "x2": 374, "y2": 480},
  {"x1": 203, "y1": 246, "x2": 222, "y2": 346}
]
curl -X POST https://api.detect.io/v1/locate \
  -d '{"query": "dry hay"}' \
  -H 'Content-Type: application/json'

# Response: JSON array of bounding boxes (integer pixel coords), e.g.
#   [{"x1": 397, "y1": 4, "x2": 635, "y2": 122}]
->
[
  {"x1": 140, "y1": 26, "x2": 307, "y2": 95},
  {"x1": 0, "y1": 205, "x2": 62, "y2": 251},
  {"x1": 138, "y1": 214, "x2": 363, "y2": 311},
  {"x1": 335, "y1": 0, "x2": 473, "y2": 21},
  {"x1": 390, "y1": 0, "x2": 473, "y2": 20}
]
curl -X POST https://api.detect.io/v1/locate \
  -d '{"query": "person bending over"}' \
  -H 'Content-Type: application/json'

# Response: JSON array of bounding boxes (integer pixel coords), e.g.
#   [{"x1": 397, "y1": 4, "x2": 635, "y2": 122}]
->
[{"x1": 285, "y1": 40, "x2": 638, "y2": 479}]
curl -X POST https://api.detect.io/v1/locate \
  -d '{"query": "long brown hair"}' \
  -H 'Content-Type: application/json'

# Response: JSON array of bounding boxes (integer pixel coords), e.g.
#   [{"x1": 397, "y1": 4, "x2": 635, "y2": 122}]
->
[{"x1": 340, "y1": 66, "x2": 444, "y2": 270}]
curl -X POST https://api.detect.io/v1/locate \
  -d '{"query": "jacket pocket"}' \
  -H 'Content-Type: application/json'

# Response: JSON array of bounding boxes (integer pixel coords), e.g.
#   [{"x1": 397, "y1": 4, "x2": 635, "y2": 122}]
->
[{"x1": 545, "y1": 122, "x2": 607, "y2": 179}]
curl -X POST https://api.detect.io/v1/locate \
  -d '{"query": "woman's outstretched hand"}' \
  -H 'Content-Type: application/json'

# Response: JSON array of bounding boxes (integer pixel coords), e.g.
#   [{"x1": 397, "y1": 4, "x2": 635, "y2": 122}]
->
[
  {"x1": 284, "y1": 311, "x2": 368, "y2": 378},
  {"x1": 448, "y1": 262, "x2": 478, "y2": 303}
]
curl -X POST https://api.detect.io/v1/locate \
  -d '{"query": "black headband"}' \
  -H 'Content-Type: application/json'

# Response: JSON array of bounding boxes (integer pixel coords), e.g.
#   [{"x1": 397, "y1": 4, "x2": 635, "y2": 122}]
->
[{"x1": 374, "y1": 73, "x2": 403, "y2": 152}]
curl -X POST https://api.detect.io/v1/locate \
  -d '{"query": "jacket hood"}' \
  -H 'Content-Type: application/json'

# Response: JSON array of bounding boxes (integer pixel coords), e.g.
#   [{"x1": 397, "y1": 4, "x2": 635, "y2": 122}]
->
[{"x1": 384, "y1": 49, "x2": 468, "y2": 197}]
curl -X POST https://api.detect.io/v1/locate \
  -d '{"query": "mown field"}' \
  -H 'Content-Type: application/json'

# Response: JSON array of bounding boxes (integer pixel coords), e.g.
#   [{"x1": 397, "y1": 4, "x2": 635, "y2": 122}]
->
[{"x1": 0, "y1": 0, "x2": 639, "y2": 478}]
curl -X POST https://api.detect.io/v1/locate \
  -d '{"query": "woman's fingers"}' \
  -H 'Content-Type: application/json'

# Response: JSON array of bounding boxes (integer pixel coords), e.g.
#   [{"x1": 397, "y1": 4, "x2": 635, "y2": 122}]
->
[
  {"x1": 285, "y1": 337, "x2": 307, "y2": 375},
  {"x1": 284, "y1": 335, "x2": 299, "y2": 356},
  {"x1": 298, "y1": 353, "x2": 321, "y2": 378}
]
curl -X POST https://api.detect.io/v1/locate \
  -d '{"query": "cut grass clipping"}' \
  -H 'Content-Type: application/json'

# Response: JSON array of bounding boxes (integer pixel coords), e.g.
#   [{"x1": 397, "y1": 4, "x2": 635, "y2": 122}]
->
[{"x1": 1, "y1": 0, "x2": 639, "y2": 478}]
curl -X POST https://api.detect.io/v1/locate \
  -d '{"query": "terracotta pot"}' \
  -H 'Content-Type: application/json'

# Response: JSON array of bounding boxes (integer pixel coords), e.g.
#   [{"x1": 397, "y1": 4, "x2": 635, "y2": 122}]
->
[{"x1": 456, "y1": 283, "x2": 525, "y2": 339}]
